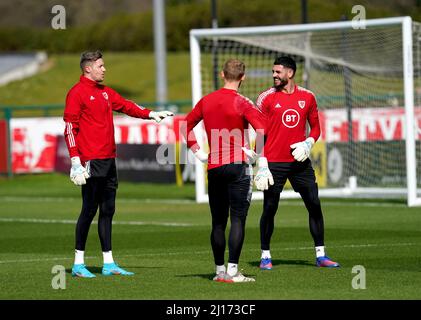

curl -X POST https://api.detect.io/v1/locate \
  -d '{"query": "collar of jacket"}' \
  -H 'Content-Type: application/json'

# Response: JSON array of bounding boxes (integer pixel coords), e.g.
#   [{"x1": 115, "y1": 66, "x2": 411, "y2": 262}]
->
[{"x1": 80, "y1": 75, "x2": 103, "y2": 88}]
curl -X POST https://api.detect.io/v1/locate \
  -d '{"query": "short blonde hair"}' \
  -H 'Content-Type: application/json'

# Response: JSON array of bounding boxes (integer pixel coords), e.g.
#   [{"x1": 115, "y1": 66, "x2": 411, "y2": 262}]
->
[{"x1": 223, "y1": 59, "x2": 245, "y2": 81}]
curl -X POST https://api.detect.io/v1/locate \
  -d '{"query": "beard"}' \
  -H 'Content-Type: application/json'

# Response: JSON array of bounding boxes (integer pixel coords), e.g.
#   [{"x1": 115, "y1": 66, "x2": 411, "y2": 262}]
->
[{"x1": 273, "y1": 77, "x2": 288, "y2": 90}]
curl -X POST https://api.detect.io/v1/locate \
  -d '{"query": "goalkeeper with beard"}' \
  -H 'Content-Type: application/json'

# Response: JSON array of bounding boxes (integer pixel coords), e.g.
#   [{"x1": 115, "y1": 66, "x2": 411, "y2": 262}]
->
[{"x1": 254, "y1": 56, "x2": 340, "y2": 270}]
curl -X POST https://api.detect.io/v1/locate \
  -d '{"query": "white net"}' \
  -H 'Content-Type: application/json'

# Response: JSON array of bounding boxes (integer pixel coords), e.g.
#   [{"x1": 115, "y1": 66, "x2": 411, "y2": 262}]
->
[{"x1": 194, "y1": 19, "x2": 421, "y2": 199}]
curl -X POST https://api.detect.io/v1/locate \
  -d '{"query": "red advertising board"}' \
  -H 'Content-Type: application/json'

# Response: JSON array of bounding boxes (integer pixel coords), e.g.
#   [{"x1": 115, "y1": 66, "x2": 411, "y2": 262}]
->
[
  {"x1": 319, "y1": 106, "x2": 421, "y2": 142},
  {"x1": 7, "y1": 107, "x2": 421, "y2": 174},
  {"x1": 10, "y1": 118, "x2": 63, "y2": 173},
  {"x1": 9, "y1": 115, "x2": 185, "y2": 174}
]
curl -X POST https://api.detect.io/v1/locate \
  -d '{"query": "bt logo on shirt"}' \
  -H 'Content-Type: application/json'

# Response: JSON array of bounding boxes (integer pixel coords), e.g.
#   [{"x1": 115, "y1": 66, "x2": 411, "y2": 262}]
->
[{"x1": 281, "y1": 109, "x2": 300, "y2": 128}]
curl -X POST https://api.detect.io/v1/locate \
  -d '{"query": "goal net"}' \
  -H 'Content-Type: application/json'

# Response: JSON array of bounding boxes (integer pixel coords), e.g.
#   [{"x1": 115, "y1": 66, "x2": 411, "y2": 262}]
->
[{"x1": 189, "y1": 17, "x2": 421, "y2": 206}]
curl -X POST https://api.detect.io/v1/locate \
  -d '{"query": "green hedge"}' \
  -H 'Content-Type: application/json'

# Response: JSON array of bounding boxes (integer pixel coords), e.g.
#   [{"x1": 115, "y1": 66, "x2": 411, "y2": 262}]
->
[
  {"x1": 0, "y1": 2, "x2": 208, "y2": 53},
  {"x1": 0, "y1": 0, "x2": 419, "y2": 53}
]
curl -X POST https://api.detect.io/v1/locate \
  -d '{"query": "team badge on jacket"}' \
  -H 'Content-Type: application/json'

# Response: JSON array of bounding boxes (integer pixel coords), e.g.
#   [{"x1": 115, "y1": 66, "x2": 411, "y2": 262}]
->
[
  {"x1": 298, "y1": 100, "x2": 305, "y2": 109},
  {"x1": 102, "y1": 92, "x2": 109, "y2": 100}
]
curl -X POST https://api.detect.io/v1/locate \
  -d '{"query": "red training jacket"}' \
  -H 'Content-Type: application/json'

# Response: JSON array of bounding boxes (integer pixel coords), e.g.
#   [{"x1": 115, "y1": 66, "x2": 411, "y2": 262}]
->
[
  {"x1": 185, "y1": 88, "x2": 266, "y2": 170},
  {"x1": 256, "y1": 85, "x2": 321, "y2": 162},
  {"x1": 63, "y1": 75, "x2": 152, "y2": 162}
]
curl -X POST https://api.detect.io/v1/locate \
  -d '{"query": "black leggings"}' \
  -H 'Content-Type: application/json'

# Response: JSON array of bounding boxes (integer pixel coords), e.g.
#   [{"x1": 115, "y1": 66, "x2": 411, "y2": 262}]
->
[
  {"x1": 208, "y1": 163, "x2": 252, "y2": 265},
  {"x1": 260, "y1": 161, "x2": 325, "y2": 250},
  {"x1": 260, "y1": 186, "x2": 324, "y2": 250},
  {"x1": 75, "y1": 178, "x2": 116, "y2": 252}
]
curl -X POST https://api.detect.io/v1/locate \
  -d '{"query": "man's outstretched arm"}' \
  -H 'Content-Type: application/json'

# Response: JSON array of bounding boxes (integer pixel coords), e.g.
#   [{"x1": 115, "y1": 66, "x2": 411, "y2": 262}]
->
[{"x1": 109, "y1": 88, "x2": 173, "y2": 122}]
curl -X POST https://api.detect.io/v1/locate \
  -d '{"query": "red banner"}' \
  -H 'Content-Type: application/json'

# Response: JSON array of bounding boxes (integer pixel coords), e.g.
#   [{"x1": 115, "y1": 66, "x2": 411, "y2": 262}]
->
[
  {"x1": 319, "y1": 106, "x2": 421, "y2": 142},
  {"x1": 8, "y1": 107, "x2": 421, "y2": 173},
  {"x1": 10, "y1": 118, "x2": 63, "y2": 173},
  {"x1": 9, "y1": 116, "x2": 184, "y2": 173},
  {"x1": 113, "y1": 115, "x2": 184, "y2": 144}
]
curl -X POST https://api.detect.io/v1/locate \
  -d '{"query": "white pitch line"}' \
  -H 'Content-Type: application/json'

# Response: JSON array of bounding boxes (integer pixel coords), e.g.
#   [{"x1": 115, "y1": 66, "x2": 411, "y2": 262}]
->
[
  {"x1": 0, "y1": 242, "x2": 418, "y2": 265},
  {"x1": 0, "y1": 196, "x2": 197, "y2": 204},
  {"x1": 0, "y1": 217, "x2": 197, "y2": 227}
]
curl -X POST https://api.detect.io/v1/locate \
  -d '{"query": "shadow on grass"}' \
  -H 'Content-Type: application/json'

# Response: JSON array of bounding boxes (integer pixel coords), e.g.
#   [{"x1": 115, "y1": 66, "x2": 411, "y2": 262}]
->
[
  {"x1": 248, "y1": 259, "x2": 314, "y2": 268},
  {"x1": 66, "y1": 265, "x2": 163, "y2": 275},
  {"x1": 174, "y1": 271, "x2": 260, "y2": 280},
  {"x1": 174, "y1": 273, "x2": 215, "y2": 280}
]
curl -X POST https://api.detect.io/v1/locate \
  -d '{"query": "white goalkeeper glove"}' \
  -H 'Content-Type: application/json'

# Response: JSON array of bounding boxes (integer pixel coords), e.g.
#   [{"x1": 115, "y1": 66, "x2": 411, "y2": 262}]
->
[
  {"x1": 193, "y1": 148, "x2": 208, "y2": 163},
  {"x1": 242, "y1": 147, "x2": 259, "y2": 164},
  {"x1": 290, "y1": 137, "x2": 315, "y2": 162},
  {"x1": 149, "y1": 111, "x2": 174, "y2": 123},
  {"x1": 254, "y1": 157, "x2": 274, "y2": 191},
  {"x1": 70, "y1": 156, "x2": 90, "y2": 186}
]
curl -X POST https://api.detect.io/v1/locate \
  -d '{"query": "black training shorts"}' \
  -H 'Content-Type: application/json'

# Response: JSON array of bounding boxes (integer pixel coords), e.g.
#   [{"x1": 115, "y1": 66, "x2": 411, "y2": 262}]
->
[
  {"x1": 268, "y1": 159, "x2": 317, "y2": 193},
  {"x1": 85, "y1": 158, "x2": 118, "y2": 190}
]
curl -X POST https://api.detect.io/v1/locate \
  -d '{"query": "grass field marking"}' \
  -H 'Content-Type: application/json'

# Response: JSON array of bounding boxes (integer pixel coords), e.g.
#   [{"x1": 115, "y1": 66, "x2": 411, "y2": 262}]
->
[
  {"x1": 1, "y1": 242, "x2": 418, "y2": 265},
  {"x1": 0, "y1": 217, "x2": 196, "y2": 227},
  {"x1": 0, "y1": 256, "x2": 84, "y2": 264},
  {"x1": 0, "y1": 196, "x2": 197, "y2": 204},
  {"x1": 0, "y1": 196, "x2": 409, "y2": 207}
]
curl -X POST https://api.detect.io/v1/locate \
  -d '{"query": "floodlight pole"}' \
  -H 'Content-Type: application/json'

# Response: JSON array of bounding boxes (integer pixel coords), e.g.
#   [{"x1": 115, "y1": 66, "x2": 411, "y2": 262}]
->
[
  {"x1": 301, "y1": 0, "x2": 308, "y2": 24},
  {"x1": 153, "y1": 0, "x2": 167, "y2": 106},
  {"x1": 211, "y1": 0, "x2": 219, "y2": 90}
]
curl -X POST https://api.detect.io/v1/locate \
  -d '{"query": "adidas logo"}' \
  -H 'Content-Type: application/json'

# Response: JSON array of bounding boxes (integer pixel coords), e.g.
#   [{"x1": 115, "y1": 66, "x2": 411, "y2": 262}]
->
[
  {"x1": 90, "y1": 96, "x2": 95, "y2": 100},
  {"x1": 275, "y1": 103, "x2": 282, "y2": 108}
]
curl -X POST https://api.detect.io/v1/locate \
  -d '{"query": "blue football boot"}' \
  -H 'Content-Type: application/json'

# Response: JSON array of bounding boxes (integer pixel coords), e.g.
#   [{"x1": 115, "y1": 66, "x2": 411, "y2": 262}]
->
[
  {"x1": 102, "y1": 262, "x2": 134, "y2": 276},
  {"x1": 316, "y1": 256, "x2": 340, "y2": 268},
  {"x1": 72, "y1": 264, "x2": 96, "y2": 278}
]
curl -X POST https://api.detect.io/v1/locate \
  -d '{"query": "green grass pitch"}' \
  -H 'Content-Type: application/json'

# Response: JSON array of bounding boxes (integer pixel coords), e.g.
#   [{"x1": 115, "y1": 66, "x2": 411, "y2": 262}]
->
[{"x1": 0, "y1": 174, "x2": 420, "y2": 299}]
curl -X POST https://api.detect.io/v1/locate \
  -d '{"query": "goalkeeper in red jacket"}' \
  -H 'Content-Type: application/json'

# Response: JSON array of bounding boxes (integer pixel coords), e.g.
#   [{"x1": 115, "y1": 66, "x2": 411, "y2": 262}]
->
[
  {"x1": 184, "y1": 59, "x2": 265, "y2": 282},
  {"x1": 64, "y1": 50, "x2": 173, "y2": 278}
]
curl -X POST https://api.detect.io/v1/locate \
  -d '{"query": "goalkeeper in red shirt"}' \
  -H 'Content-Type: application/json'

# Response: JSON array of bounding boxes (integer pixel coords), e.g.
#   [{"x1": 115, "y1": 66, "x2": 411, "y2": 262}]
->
[
  {"x1": 254, "y1": 56, "x2": 340, "y2": 269},
  {"x1": 64, "y1": 50, "x2": 173, "y2": 278},
  {"x1": 184, "y1": 59, "x2": 265, "y2": 282}
]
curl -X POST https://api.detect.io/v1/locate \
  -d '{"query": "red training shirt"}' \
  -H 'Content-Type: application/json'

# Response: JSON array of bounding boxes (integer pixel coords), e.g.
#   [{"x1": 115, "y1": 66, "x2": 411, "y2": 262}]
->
[
  {"x1": 185, "y1": 88, "x2": 266, "y2": 170},
  {"x1": 256, "y1": 85, "x2": 321, "y2": 162},
  {"x1": 63, "y1": 75, "x2": 152, "y2": 163}
]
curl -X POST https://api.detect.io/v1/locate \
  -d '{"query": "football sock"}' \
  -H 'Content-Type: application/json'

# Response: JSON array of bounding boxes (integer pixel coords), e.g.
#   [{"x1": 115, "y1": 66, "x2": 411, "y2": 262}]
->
[
  {"x1": 261, "y1": 250, "x2": 271, "y2": 259},
  {"x1": 227, "y1": 263, "x2": 238, "y2": 276},
  {"x1": 74, "y1": 249, "x2": 85, "y2": 265},
  {"x1": 315, "y1": 246, "x2": 325, "y2": 258},
  {"x1": 103, "y1": 251, "x2": 114, "y2": 264},
  {"x1": 216, "y1": 265, "x2": 226, "y2": 274}
]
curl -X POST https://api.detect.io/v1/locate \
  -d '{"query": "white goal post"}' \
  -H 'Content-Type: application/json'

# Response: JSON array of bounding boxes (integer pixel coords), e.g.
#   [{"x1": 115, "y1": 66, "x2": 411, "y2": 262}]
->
[{"x1": 189, "y1": 16, "x2": 421, "y2": 206}]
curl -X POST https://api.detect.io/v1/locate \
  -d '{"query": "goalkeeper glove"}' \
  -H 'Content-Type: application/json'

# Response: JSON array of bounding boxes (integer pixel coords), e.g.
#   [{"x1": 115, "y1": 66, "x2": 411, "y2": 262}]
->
[
  {"x1": 242, "y1": 147, "x2": 259, "y2": 164},
  {"x1": 149, "y1": 111, "x2": 174, "y2": 123},
  {"x1": 70, "y1": 156, "x2": 90, "y2": 186},
  {"x1": 290, "y1": 137, "x2": 315, "y2": 162},
  {"x1": 193, "y1": 148, "x2": 208, "y2": 163},
  {"x1": 254, "y1": 157, "x2": 274, "y2": 191}
]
